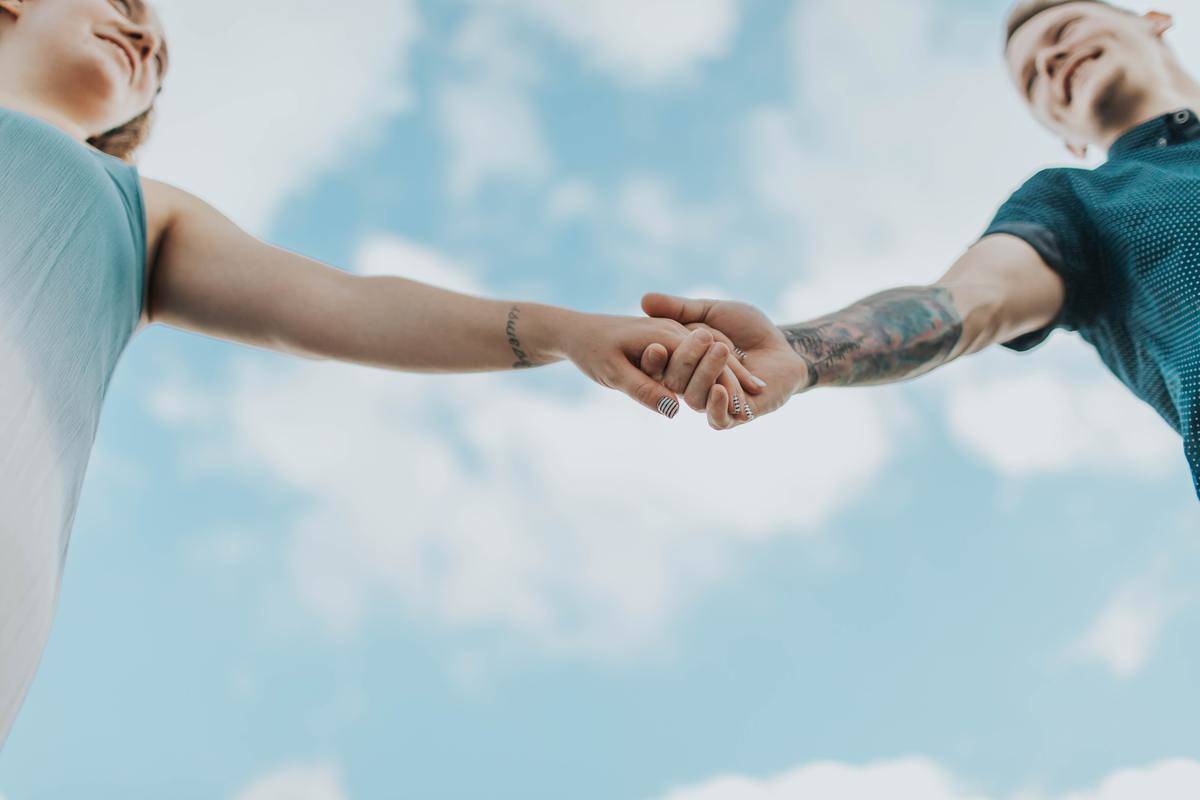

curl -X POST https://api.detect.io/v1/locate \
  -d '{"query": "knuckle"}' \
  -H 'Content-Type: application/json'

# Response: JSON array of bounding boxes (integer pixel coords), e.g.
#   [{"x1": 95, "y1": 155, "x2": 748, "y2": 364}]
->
[{"x1": 634, "y1": 382, "x2": 657, "y2": 405}]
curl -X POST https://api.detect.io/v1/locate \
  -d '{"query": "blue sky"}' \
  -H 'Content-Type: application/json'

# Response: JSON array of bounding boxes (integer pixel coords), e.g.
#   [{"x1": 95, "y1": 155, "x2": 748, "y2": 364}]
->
[{"x1": 3, "y1": 0, "x2": 1200, "y2": 797}]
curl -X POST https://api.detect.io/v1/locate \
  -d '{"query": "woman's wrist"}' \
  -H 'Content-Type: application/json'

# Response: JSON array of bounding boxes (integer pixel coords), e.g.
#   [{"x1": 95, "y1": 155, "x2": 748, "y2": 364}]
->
[{"x1": 506, "y1": 303, "x2": 584, "y2": 366}]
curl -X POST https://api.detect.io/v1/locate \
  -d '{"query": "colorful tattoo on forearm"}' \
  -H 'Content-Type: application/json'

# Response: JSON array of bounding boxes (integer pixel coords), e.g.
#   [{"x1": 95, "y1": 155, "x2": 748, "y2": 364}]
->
[
  {"x1": 506, "y1": 306, "x2": 536, "y2": 369},
  {"x1": 781, "y1": 287, "x2": 963, "y2": 389}
]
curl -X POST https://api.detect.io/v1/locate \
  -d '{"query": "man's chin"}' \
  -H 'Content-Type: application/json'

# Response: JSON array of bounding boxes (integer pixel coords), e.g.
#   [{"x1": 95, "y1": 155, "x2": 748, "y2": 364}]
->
[{"x1": 1088, "y1": 67, "x2": 1144, "y2": 132}]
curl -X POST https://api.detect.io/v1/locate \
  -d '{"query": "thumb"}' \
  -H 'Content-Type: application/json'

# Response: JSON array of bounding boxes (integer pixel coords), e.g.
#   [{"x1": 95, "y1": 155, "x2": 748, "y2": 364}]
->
[
  {"x1": 640, "y1": 342, "x2": 669, "y2": 382},
  {"x1": 641, "y1": 293, "x2": 717, "y2": 326},
  {"x1": 615, "y1": 359, "x2": 680, "y2": 419}
]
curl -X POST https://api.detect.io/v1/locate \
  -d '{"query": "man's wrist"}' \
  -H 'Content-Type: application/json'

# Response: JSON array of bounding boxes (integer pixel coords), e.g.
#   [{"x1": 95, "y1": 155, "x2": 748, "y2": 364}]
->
[{"x1": 776, "y1": 328, "x2": 817, "y2": 395}]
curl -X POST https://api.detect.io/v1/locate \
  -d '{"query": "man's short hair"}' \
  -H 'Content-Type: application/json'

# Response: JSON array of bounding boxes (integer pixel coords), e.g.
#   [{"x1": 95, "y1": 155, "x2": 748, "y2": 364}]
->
[{"x1": 1006, "y1": 0, "x2": 1126, "y2": 45}]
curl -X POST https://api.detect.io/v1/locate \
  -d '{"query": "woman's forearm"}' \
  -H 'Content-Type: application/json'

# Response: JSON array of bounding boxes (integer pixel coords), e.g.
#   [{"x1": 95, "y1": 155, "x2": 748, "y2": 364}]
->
[
  {"x1": 305, "y1": 273, "x2": 580, "y2": 373},
  {"x1": 781, "y1": 286, "x2": 967, "y2": 389}
]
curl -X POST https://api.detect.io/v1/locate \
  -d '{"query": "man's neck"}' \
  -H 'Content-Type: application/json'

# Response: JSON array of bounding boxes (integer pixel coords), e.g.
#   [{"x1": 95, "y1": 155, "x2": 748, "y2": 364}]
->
[{"x1": 1099, "y1": 84, "x2": 1200, "y2": 152}]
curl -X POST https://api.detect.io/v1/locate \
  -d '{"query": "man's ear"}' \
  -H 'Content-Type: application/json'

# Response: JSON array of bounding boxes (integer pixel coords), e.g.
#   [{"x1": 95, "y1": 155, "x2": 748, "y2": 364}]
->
[
  {"x1": 1145, "y1": 11, "x2": 1174, "y2": 38},
  {"x1": 1066, "y1": 141, "x2": 1088, "y2": 159}
]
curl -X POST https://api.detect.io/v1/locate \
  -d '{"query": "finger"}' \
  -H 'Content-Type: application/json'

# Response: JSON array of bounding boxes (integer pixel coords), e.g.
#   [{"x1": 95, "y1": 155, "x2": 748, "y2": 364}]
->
[
  {"x1": 699, "y1": 327, "x2": 767, "y2": 395},
  {"x1": 613, "y1": 359, "x2": 681, "y2": 419},
  {"x1": 706, "y1": 383, "x2": 734, "y2": 430},
  {"x1": 662, "y1": 328, "x2": 715, "y2": 394},
  {"x1": 742, "y1": 393, "x2": 758, "y2": 423},
  {"x1": 642, "y1": 293, "x2": 719, "y2": 326},
  {"x1": 683, "y1": 342, "x2": 731, "y2": 412},
  {"x1": 640, "y1": 343, "x2": 669, "y2": 382},
  {"x1": 717, "y1": 367, "x2": 744, "y2": 418}
]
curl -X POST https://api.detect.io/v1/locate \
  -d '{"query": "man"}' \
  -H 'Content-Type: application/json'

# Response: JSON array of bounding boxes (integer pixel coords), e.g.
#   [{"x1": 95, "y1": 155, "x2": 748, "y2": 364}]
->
[{"x1": 644, "y1": 0, "x2": 1200, "y2": 499}]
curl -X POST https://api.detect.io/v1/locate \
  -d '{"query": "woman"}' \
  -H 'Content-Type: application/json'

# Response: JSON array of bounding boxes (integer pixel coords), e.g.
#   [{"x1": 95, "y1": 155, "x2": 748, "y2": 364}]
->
[{"x1": 0, "y1": 0, "x2": 763, "y2": 747}]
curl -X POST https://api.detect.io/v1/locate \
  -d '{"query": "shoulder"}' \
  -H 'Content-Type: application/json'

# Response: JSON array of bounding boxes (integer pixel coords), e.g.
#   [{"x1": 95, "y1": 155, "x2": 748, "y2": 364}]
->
[
  {"x1": 139, "y1": 176, "x2": 190, "y2": 248},
  {"x1": 136, "y1": 177, "x2": 213, "y2": 330},
  {"x1": 991, "y1": 165, "x2": 1098, "y2": 226}
]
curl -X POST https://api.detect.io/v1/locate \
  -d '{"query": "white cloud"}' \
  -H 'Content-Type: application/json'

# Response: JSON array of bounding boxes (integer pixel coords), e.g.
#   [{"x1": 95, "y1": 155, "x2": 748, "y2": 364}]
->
[
  {"x1": 490, "y1": 0, "x2": 739, "y2": 87},
  {"x1": 1064, "y1": 567, "x2": 1175, "y2": 679},
  {"x1": 232, "y1": 763, "x2": 347, "y2": 800},
  {"x1": 152, "y1": 218, "x2": 897, "y2": 654},
  {"x1": 546, "y1": 178, "x2": 600, "y2": 223},
  {"x1": 353, "y1": 235, "x2": 483, "y2": 294},
  {"x1": 157, "y1": 358, "x2": 891, "y2": 655},
  {"x1": 661, "y1": 758, "x2": 1200, "y2": 800},
  {"x1": 660, "y1": 758, "x2": 980, "y2": 800},
  {"x1": 1058, "y1": 761, "x2": 1200, "y2": 800},
  {"x1": 941, "y1": 344, "x2": 1181, "y2": 480},
  {"x1": 751, "y1": 0, "x2": 1192, "y2": 486},
  {"x1": 751, "y1": 0, "x2": 1071, "y2": 306},
  {"x1": 139, "y1": 0, "x2": 420, "y2": 234},
  {"x1": 617, "y1": 175, "x2": 726, "y2": 251},
  {"x1": 438, "y1": 13, "x2": 551, "y2": 201}
]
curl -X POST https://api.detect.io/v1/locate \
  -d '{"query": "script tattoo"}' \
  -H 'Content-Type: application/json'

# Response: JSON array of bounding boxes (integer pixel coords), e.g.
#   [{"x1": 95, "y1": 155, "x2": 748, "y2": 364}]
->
[
  {"x1": 782, "y1": 287, "x2": 963, "y2": 389},
  {"x1": 506, "y1": 306, "x2": 536, "y2": 369}
]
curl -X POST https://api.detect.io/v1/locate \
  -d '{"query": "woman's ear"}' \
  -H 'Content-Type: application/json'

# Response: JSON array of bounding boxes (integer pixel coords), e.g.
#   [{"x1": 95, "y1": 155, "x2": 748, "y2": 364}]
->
[
  {"x1": 1066, "y1": 141, "x2": 1088, "y2": 159},
  {"x1": 1146, "y1": 11, "x2": 1174, "y2": 38}
]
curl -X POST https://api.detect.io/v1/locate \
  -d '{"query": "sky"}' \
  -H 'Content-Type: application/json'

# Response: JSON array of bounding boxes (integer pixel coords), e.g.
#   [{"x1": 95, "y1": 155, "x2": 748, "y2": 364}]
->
[{"x1": 2, "y1": 0, "x2": 1200, "y2": 797}]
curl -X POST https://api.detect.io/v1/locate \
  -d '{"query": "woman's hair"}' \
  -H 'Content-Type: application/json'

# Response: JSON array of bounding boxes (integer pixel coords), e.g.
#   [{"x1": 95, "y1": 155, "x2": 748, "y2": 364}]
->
[{"x1": 86, "y1": 104, "x2": 155, "y2": 163}]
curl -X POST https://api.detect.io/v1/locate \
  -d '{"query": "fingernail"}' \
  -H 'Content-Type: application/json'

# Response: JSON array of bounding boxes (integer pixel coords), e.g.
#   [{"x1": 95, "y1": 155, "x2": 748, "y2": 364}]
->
[
  {"x1": 734, "y1": 347, "x2": 748, "y2": 360},
  {"x1": 733, "y1": 395, "x2": 742, "y2": 415},
  {"x1": 658, "y1": 397, "x2": 680, "y2": 419},
  {"x1": 745, "y1": 406, "x2": 756, "y2": 421},
  {"x1": 751, "y1": 375, "x2": 767, "y2": 388}
]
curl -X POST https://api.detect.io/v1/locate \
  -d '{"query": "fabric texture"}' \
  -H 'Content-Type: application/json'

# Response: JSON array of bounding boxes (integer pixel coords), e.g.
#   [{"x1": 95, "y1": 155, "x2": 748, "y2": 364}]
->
[
  {"x1": 980, "y1": 108, "x2": 1200, "y2": 498},
  {"x1": 0, "y1": 105, "x2": 146, "y2": 748}
]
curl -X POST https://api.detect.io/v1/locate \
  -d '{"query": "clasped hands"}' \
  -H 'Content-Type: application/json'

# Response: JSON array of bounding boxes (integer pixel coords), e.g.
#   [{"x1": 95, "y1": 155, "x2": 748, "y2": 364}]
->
[{"x1": 559, "y1": 292, "x2": 813, "y2": 429}]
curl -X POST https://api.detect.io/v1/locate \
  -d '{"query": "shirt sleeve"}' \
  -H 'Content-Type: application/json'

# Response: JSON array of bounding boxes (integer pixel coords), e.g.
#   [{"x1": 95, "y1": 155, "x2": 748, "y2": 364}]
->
[{"x1": 976, "y1": 167, "x2": 1100, "y2": 352}]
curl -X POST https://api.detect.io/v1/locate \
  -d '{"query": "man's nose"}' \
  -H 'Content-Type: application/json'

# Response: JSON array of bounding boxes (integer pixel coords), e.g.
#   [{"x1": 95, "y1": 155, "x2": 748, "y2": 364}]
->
[{"x1": 1043, "y1": 47, "x2": 1070, "y2": 78}]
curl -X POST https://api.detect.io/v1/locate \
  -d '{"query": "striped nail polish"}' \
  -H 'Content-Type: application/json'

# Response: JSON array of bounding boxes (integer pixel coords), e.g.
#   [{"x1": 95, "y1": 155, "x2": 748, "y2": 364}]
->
[
  {"x1": 658, "y1": 397, "x2": 680, "y2": 419},
  {"x1": 734, "y1": 347, "x2": 748, "y2": 360},
  {"x1": 733, "y1": 395, "x2": 742, "y2": 415}
]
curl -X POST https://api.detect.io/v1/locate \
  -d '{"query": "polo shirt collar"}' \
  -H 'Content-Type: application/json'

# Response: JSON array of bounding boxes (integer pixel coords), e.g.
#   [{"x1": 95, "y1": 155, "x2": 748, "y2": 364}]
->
[{"x1": 1109, "y1": 108, "x2": 1200, "y2": 160}]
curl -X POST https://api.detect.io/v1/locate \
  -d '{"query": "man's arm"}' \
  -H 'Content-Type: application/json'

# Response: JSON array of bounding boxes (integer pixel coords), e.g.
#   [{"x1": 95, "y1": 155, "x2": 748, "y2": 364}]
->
[
  {"x1": 642, "y1": 232, "x2": 1068, "y2": 428},
  {"x1": 139, "y1": 178, "x2": 728, "y2": 417},
  {"x1": 783, "y1": 233, "x2": 1065, "y2": 388}
]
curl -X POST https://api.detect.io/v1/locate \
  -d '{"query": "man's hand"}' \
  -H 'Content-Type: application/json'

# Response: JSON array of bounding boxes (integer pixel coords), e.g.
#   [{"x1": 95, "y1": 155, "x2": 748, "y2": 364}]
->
[
  {"x1": 554, "y1": 312, "x2": 756, "y2": 420},
  {"x1": 640, "y1": 293, "x2": 810, "y2": 429}
]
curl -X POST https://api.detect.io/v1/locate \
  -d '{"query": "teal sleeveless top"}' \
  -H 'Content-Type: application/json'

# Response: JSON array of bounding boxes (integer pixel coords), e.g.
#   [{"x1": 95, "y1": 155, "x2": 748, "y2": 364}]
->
[{"x1": 0, "y1": 106, "x2": 147, "y2": 747}]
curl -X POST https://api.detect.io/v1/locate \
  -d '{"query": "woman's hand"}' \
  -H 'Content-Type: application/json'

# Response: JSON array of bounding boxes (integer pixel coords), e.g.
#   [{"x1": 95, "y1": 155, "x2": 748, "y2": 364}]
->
[
  {"x1": 553, "y1": 311, "x2": 760, "y2": 419},
  {"x1": 641, "y1": 293, "x2": 810, "y2": 429}
]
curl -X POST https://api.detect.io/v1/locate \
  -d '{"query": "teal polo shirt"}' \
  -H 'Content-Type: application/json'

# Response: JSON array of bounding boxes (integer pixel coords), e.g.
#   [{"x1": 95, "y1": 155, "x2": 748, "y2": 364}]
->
[{"x1": 981, "y1": 108, "x2": 1200, "y2": 498}]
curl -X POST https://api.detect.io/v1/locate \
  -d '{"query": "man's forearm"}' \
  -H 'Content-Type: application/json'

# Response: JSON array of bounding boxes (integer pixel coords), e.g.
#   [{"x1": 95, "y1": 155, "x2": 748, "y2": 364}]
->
[{"x1": 782, "y1": 286, "x2": 965, "y2": 389}]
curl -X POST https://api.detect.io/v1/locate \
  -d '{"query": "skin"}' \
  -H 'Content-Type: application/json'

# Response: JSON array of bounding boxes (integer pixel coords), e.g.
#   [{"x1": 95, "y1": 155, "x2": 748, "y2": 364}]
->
[
  {"x1": 651, "y1": 2, "x2": 1200, "y2": 429},
  {"x1": 0, "y1": 0, "x2": 763, "y2": 419},
  {"x1": 1006, "y1": 2, "x2": 1200, "y2": 158}
]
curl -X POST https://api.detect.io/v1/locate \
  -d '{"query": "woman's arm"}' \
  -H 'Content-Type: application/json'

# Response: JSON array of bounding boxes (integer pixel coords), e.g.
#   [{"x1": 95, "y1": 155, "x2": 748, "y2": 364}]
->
[{"x1": 139, "y1": 179, "x2": 754, "y2": 416}]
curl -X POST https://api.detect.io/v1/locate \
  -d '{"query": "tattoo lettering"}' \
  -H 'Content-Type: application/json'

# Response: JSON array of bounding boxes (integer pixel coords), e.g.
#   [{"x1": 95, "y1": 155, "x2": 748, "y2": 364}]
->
[
  {"x1": 782, "y1": 287, "x2": 963, "y2": 389},
  {"x1": 506, "y1": 306, "x2": 536, "y2": 369}
]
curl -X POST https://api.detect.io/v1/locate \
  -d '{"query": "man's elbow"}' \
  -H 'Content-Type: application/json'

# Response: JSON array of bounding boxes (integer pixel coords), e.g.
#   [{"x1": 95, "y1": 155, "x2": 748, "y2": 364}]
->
[{"x1": 936, "y1": 281, "x2": 1010, "y2": 357}]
